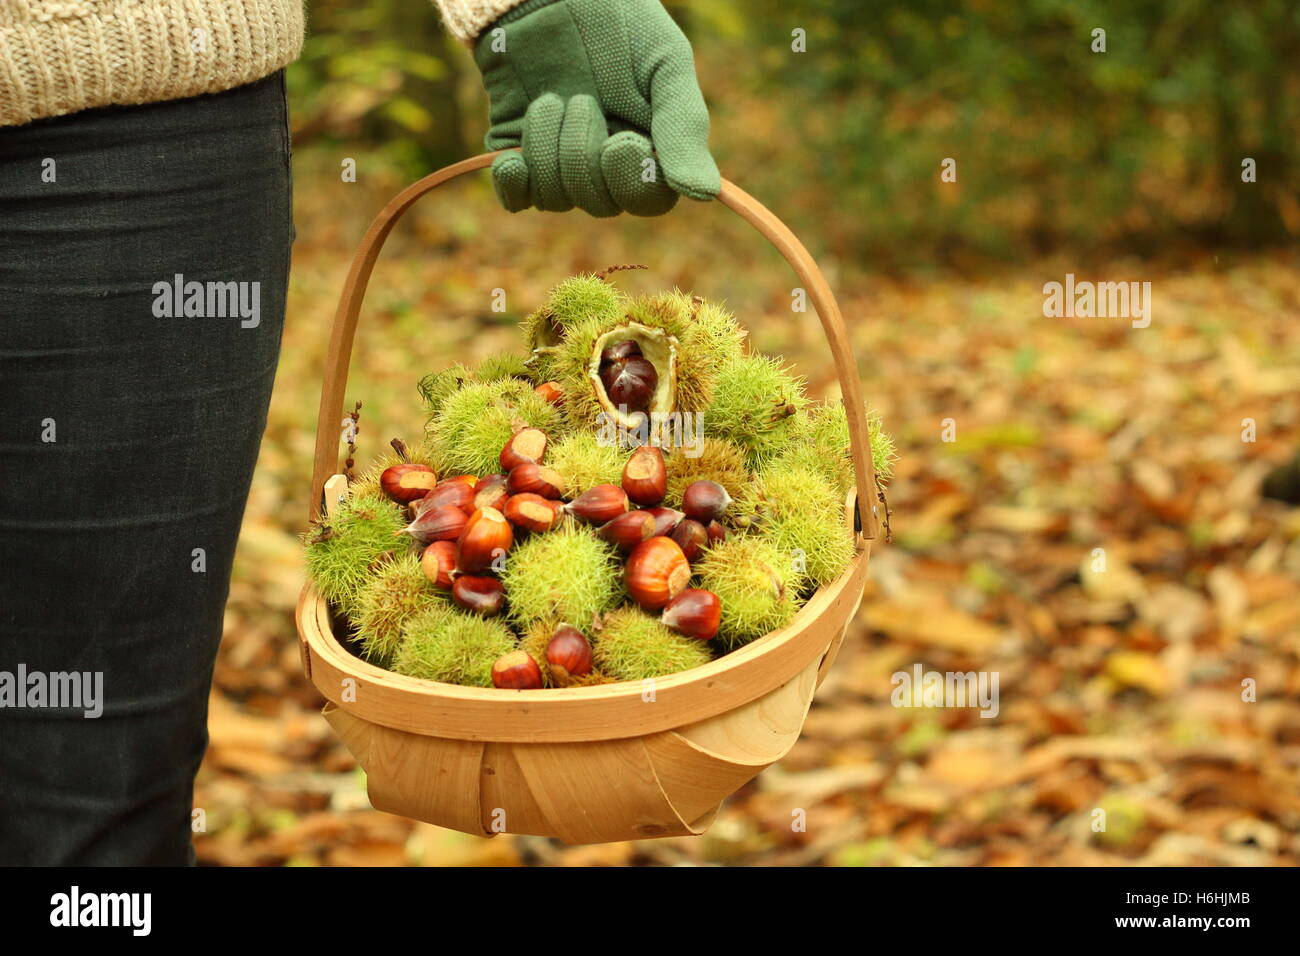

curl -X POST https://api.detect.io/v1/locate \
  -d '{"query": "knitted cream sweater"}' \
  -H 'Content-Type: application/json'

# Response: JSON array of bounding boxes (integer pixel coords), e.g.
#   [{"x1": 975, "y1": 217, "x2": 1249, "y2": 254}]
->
[{"x1": 0, "y1": 0, "x2": 521, "y2": 128}]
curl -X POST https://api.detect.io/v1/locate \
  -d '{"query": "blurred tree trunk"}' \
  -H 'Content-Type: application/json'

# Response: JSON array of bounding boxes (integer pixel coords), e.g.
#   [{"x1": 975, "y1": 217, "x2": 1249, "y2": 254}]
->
[{"x1": 1212, "y1": 20, "x2": 1292, "y2": 247}]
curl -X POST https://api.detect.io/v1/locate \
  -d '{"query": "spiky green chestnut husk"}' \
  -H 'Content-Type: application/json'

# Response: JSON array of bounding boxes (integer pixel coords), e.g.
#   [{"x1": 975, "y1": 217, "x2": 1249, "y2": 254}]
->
[
  {"x1": 500, "y1": 524, "x2": 622, "y2": 628},
  {"x1": 523, "y1": 275, "x2": 625, "y2": 381},
  {"x1": 663, "y1": 437, "x2": 749, "y2": 510},
  {"x1": 744, "y1": 466, "x2": 855, "y2": 588},
  {"x1": 547, "y1": 431, "x2": 626, "y2": 497},
  {"x1": 351, "y1": 553, "x2": 447, "y2": 664},
  {"x1": 392, "y1": 605, "x2": 517, "y2": 687},
  {"x1": 696, "y1": 537, "x2": 799, "y2": 649},
  {"x1": 623, "y1": 292, "x2": 744, "y2": 412},
  {"x1": 591, "y1": 607, "x2": 713, "y2": 682},
  {"x1": 762, "y1": 440, "x2": 853, "y2": 502},
  {"x1": 303, "y1": 492, "x2": 408, "y2": 613},
  {"x1": 417, "y1": 363, "x2": 475, "y2": 418},
  {"x1": 418, "y1": 355, "x2": 537, "y2": 421},
  {"x1": 427, "y1": 379, "x2": 564, "y2": 477},
  {"x1": 548, "y1": 291, "x2": 745, "y2": 429},
  {"x1": 705, "y1": 354, "x2": 808, "y2": 465},
  {"x1": 349, "y1": 440, "x2": 445, "y2": 502},
  {"x1": 787, "y1": 402, "x2": 896, "y2": 489},
  {"x1": 473, "y1": 352, "x2": 534, "y2": 385},
  {"x1": 678, "y1": 293, "x2": 747, "y2": 366}
]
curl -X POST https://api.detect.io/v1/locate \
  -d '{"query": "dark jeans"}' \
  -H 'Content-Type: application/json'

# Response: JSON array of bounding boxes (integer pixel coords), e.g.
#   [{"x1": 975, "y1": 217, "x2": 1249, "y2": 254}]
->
[{"x1": 0, "y1": 73, "x2": 293, "y2": 865}]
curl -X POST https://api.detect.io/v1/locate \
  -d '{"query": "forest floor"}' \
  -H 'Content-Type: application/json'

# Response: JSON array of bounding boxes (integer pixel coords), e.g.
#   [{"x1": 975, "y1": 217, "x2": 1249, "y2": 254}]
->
[{"x1": 193, "y1": 154, "x2": 1300, "y2": 866}]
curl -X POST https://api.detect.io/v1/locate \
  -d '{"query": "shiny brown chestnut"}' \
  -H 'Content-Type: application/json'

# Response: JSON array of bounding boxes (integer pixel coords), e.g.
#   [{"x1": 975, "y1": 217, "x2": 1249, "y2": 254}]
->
[
  {"x1": 661, "y1": 588, "x2": 722, "y2": 641},
  {"x1": 419, "y1": 540, "x2": 457, "y2": 589},
  {"x1": 534, "y1": 381, "x2": 565, "y2": 407},
  {"x1": 499, "y1": 427, "x2": 548, "y2": 471},
  {"x1": 504, "y1": 492, "x2": 559, "y2": 533},
  {"x1": 600, "y1": 340, "x2": 642, "y2": 363},
  {"x1": 471, "y1": 473, "x2": 509, "y2": 513},
  {"x1": 379, "y1": 463, "x2": 438, "y2": 504},
  {"x1": 506, "y1": 462, "x2": 566, "y2": 500},
  {"x1": 452, "y1": 575, "x2": 506, "y2": 617},
  {"x1": 596, "y1": 510, "x2": 656, "y2": 552},
  {"x1": 625, "y1": 536, "x2": 691, "y2": 610},
  {"x1": 456, "y1": 507, "x2": 514, "y2": 573},
  {"x1": 621, "y1": 445, "x2": 667, "y2": 506},
  {"x1": 491, "y1": 650, "x2": 543, "y2": 690},
  {"x1": 546, "y1": 625, "x2": 593, "y2": 685},
  {"x1": 671, "y1": 518, "x2": 709, "y2": 563},
  {"x1": 644, "y1": 506, "x2": 685, "y2": 537},
  {"x1": 681, "y1": 479, "x2": 731, "y2": 524},
  {"x1": 602, "y1": 356, "x2": 658, "y2": 413},
  {"x1": 399, "y1": 504, "x2": 467, "y2": 544},
  {"x1": 564, "y1": 483, "x2": 629, "y2": 525},
  {"x1": 418, "y1": 478, "x2": 475, "y2": 514}
]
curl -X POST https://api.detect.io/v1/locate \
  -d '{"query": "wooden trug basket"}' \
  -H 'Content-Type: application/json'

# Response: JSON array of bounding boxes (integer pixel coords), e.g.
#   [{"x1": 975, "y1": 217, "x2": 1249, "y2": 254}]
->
[{"x1": 296, "y1": 153, "x2": 881, "y2": 845}]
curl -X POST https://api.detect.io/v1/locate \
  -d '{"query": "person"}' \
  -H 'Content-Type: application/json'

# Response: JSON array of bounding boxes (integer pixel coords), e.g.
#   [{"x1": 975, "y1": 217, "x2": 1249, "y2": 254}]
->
[{"x1": 0, "y1": 0, "x2": 717, "y2": 866}]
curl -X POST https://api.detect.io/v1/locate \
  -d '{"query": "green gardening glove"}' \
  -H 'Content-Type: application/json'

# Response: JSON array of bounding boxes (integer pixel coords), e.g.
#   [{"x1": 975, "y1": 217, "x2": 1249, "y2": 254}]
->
[{"x1": 473, "y1": 0, "x2": 720, "y2": 217}]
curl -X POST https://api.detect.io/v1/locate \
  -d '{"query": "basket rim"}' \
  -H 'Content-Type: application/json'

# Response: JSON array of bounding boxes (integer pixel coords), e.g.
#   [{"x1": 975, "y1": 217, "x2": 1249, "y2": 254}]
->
[{"x1": 297, "y1": 499, "x2": 870, "y2": 743}]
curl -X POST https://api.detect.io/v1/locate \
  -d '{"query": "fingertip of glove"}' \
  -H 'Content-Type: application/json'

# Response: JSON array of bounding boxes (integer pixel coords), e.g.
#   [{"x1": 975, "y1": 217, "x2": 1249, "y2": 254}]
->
[
  {"x1": 492, "y1": 153, "x2": 532, "y2": 212},
  {"x1": 666, "y1": 176, "x2": 721, "y2": 202}
]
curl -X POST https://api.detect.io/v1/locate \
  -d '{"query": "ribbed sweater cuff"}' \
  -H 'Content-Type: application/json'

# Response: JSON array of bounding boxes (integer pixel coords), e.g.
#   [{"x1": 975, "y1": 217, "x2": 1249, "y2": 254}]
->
[
  {"x1": 0, "y1": 0, "x2": 305, "y2": 127},
  {"x1": 432, "y1": 0, "x2": 530, "y2": 43}
]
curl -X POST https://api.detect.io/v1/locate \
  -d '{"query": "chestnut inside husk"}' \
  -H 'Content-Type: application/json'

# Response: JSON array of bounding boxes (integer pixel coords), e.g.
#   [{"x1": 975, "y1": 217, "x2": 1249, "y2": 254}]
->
[{"x1": 586, "y1": 322, "x2": 678, "y2": 429}]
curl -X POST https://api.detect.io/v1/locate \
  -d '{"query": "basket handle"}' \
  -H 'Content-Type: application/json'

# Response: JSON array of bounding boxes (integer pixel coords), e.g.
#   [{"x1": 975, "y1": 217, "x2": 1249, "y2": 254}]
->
[{"x1": 309, "y1": 152, "x2": 881, "y2": 543}]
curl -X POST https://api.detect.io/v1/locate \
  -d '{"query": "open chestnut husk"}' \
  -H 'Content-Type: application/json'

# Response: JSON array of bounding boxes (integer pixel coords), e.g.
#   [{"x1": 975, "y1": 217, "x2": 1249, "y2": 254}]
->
[{"x1": 586, "y1": 323, "x2": 678, "y2": 430}]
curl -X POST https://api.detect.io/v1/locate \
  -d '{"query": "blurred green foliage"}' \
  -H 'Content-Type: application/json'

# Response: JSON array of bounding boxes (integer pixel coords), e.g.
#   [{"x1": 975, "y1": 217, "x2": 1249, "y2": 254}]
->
[
  {"x1": 291, "y1": 0, "x2": 1299, "y2": 267},
  {"x1": 288, "y1": 0, "x2": 471, "y2": 169},
  {"x1": 715, "y1": 0, "x2": 1300, "y2": 266}
]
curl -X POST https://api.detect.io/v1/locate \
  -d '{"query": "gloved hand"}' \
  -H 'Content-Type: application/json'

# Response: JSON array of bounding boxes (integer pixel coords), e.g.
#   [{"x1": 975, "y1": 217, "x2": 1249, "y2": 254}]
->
[{"x1": 472, "y1": 0, "x2": 720, "y2": 216}]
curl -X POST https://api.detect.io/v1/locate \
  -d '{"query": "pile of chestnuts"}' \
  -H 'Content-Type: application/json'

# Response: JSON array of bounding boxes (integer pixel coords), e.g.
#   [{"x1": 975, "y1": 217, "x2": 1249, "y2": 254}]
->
[
  {"x1": 379, "y1": 426, "x2": 731, "y2": 689},
  {"x1": 304, "y1": 274, "x2": 893, "y2": 692}
]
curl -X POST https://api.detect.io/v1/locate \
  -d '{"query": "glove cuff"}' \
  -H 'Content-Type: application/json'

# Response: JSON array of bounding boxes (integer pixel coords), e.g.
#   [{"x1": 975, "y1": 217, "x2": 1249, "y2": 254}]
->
[{"x1": 434, "y1": 0, "x2": 533, "y2": 44}]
